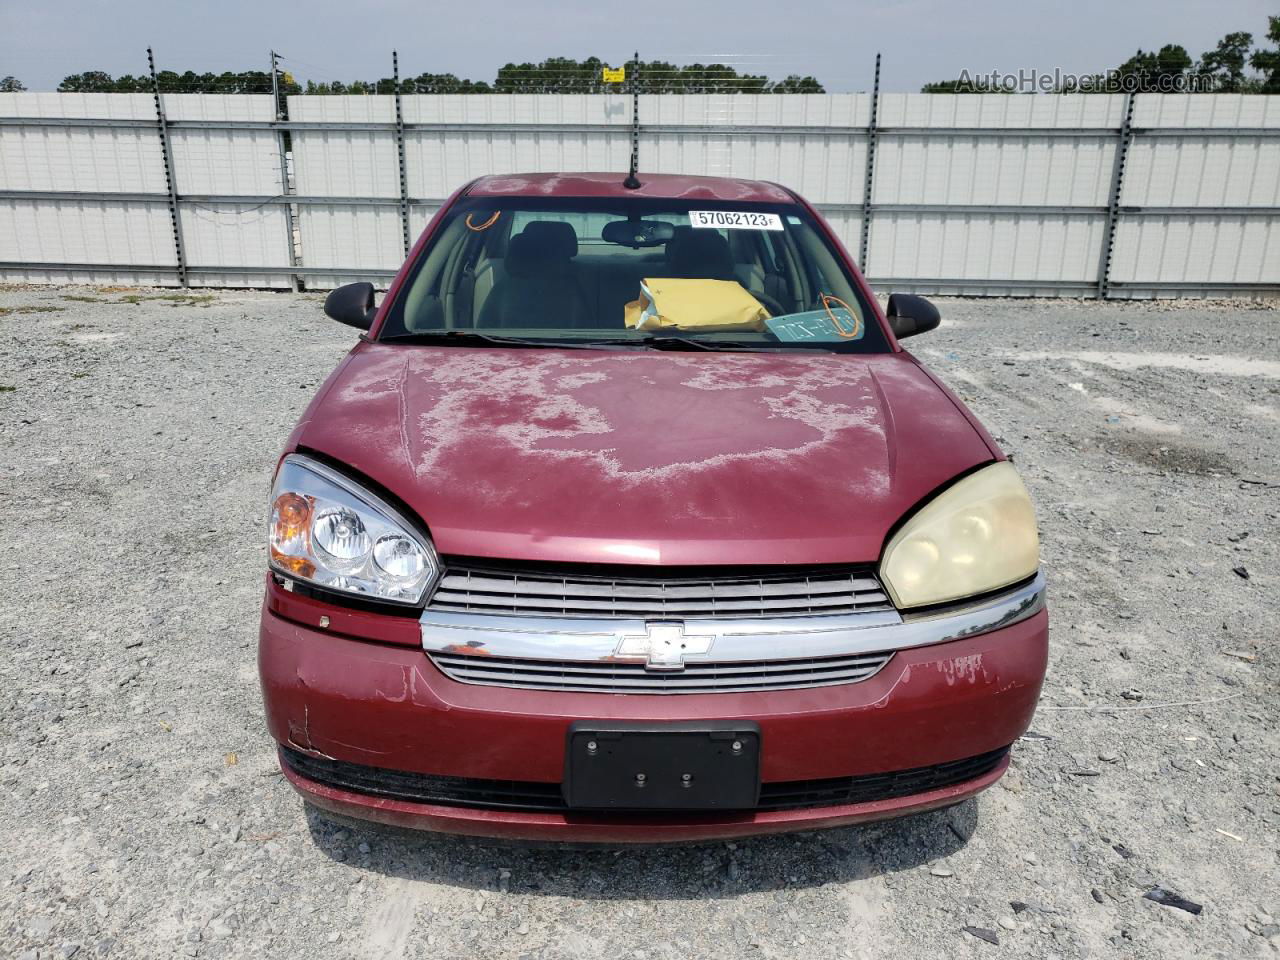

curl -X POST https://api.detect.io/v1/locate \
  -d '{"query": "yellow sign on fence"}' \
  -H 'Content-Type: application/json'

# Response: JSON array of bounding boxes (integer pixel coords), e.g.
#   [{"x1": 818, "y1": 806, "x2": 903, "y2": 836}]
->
[{"x1": 602, "y1": 66, "x2": 626, "y2": 83}]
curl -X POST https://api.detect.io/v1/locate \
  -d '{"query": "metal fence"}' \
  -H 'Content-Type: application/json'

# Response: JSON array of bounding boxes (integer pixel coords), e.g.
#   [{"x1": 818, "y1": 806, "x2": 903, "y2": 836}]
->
[{"x1": 2, "y1": 85, "x2": 1278, "y2": 297}]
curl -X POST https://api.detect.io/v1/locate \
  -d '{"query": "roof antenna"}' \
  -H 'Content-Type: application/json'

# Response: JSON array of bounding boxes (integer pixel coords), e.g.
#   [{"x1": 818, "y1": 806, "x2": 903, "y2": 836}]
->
[{"x1": 623, "y1": 51, "x2": 642, "y2": 189}]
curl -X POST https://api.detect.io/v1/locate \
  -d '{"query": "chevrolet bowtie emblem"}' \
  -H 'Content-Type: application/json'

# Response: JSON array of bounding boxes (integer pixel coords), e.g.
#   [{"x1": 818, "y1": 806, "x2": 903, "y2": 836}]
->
[{"x1": 616, "y1": 622, "x2": 714, "y2": 672}]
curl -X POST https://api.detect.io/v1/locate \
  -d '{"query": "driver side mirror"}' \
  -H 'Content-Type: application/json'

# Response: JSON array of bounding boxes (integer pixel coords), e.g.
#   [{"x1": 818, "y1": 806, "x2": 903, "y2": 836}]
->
[
  {"x1": 886, "y1": 293, "x2": 941, "y2": 339},
  {"x1": 324, "y1": 282, "x2": 377, "y2": 331}
]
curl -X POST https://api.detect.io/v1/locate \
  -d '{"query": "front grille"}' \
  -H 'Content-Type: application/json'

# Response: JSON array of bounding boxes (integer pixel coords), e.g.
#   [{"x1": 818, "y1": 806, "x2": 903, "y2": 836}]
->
[
  {"x1": 430, "y1": 650, "x2": 894, "y2": 694},
  {"x1": 283, "y1": 746, "x2": 566, "y2": 811},
  {"x1": 427, "y1": 564, "x2": 892, "y2": 619},
  {"x1": 281, "y1": 745, "x2": 1009, "y2": 813},
  {"x1": 755, "y1": 748, "x2": 1009, "y2": 810}
]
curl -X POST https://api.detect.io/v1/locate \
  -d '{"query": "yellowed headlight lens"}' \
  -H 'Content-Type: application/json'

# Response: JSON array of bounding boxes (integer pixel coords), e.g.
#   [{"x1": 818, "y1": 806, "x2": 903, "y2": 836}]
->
[{"x1": 880, "y1": 461, "x2": 1039, "y2": 608}]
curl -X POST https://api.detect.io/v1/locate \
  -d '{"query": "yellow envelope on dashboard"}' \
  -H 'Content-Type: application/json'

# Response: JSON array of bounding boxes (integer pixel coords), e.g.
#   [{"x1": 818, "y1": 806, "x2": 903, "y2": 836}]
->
[{"x1": 623, "y1": 278, "x2": 770, "y2": 332}]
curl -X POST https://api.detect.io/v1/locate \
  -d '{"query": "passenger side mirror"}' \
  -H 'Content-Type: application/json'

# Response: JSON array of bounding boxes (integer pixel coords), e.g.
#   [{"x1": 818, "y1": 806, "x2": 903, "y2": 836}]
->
[
  {"x1": 324, "y1": 282, "x2": 377, "y2": 330},
  {"x1": 886, "y1": 293, "x2": 941, "y2": 339}
]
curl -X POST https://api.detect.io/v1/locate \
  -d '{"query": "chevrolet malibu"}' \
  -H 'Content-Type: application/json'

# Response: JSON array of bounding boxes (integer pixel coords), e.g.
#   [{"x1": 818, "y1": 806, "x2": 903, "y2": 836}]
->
[{"x1": 259, "y1": 172, "x2": 1047, "y2": 842}]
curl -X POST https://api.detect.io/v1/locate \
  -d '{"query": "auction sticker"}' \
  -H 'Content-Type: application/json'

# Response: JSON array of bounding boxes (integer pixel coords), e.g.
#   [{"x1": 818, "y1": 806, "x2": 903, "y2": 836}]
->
[{"x1": 688, "y1": 210, "x2": 783, "y2": 231}]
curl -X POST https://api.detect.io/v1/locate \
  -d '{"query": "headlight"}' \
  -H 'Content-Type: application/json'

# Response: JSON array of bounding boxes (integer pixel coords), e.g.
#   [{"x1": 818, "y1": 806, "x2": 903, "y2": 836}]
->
[
  {"x1": 879, "y1": 461, "x2": 1039, "y2": 609},
  {"x1": 268, "y1": 454, "x2": 439, "y2": 605}
]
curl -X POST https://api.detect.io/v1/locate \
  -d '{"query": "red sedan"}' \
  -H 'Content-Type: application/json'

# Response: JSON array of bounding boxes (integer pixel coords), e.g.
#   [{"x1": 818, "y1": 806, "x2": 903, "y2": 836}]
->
[{"x1": 259, "y1": 172, "x2": 1047, "y2": 842}]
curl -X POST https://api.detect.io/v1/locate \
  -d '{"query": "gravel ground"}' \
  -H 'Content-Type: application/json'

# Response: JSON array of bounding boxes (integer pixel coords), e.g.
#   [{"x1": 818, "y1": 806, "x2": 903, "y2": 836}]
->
[{"x1": 1, "y1": 285, "x2": 1277, "y2": 960}]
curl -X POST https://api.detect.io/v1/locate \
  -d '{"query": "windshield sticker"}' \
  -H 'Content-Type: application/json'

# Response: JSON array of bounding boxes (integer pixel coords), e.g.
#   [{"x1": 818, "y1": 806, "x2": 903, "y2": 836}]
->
[
  {"x1": 688, "y1": 210, "x2": 783, "y2": 231},
  {"x1": 766, "y1": 308, "x2": 866, "y2": 343}
]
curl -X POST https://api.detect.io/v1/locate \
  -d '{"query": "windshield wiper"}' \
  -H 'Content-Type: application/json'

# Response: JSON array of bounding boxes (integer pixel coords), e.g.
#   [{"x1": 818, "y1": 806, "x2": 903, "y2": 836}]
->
[
  {"x1": 379, "y1": 331, "x2": 613, "y2": 350},
  {"x1": 380, "y1": 331, "x2": 835, "y2": 353},
  {"x1": 635, "y1": 335, "x2": 753, "y2": 352},
  {"x1": 634, "y1": 335, "x2": 832, "y2": 353}
]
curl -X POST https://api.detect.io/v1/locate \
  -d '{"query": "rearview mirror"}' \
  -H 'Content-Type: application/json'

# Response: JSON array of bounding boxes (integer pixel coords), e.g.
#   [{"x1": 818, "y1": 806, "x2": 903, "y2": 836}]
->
[
  {"x1": 602, "y1": 219, "x2": 676, "y2": 248},
  {"x1": 886, "y1": 293, "x2": 941, "y2": 339},
  {"x1": 324, "y1": 282, "x2": 377, "y2": 330}
]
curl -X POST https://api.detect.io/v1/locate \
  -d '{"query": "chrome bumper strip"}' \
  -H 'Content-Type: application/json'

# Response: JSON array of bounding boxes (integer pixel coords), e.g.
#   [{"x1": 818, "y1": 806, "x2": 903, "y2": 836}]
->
[{"x1": 419, "y1": 572, "x2": 1046, "y2": 665}]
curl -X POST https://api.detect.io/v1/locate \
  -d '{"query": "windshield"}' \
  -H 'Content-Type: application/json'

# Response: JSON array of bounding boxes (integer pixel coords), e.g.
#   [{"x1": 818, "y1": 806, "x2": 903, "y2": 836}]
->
[{"x1": 379, "y1": 196, "x2": 889, "y2": 353}]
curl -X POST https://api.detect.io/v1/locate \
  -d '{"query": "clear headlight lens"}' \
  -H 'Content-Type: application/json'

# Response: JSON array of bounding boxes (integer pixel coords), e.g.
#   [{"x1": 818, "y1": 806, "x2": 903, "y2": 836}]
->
[
  {"x1": 879, "y1": 461, "x2": 1039, "y2": 609},
  {"x1": 313, "y1": 507, "x2": 371, "y2": 569},
  {"x1": 373, "y1": 534, "x2": 428, "y2": 581},
  {"x1": 268, "y1": 455, "x2": 439, "y2": 604}
]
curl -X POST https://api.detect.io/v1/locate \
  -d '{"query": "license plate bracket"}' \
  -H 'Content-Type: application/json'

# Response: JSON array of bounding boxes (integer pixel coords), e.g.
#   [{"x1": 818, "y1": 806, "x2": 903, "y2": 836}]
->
[{"x1": 564, "y1": 721, "x2": 761, "y2": 810}]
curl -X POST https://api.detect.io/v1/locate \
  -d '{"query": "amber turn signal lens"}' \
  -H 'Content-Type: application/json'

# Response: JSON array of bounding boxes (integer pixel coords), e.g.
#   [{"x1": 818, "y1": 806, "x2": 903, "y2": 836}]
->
[
  {"x1": 274, "y1": 492, "x2": 311, "y2": 537},
  {"x1": 270, "y1": 492, "x2": 315, "y2": 577},
  {"x1": 269, "y1": 550, "x2": 316, "y2": 578}
]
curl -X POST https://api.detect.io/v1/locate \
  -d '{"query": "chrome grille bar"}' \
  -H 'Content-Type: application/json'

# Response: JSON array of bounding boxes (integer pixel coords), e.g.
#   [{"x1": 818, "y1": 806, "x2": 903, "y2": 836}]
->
[
  {"x1": 420, "y1": 574, "x2": 1046, "y2": 695},
  {"x1": 420, "y1": 570, "x2": 1045, "y2": 696},
  {"x1": 428, "y1": 567, "x2": 891, "y2": 619}
]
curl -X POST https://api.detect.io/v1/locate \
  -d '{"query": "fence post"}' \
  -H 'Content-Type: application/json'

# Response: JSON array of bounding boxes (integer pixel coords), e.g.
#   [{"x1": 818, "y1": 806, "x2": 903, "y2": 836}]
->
[
  {"x1": 858, "y1": 53, "x2": 881, "y2": 275},
  {"x1": 392, "y1": 51, "x2": 411, "y2": 257},
  {"x1": 147, "y1": 47, "x2": 188, "y2": 288},
  {"x1": 270, "y1": 51, "x2": 300, "y2": 291},
  {"x1": 1097, "y1": 92, "x2": 1136, "y2": 299},
  {"x1": 625, "y1": 51, "x2": 641, "y2": 187}
]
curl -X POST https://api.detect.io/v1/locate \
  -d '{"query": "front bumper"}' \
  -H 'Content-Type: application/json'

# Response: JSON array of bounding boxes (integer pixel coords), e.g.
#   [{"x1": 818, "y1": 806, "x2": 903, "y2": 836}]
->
[
  {"x1": 283, "y1": 746, "x2": 1012, "y2": 843},
  {"x1": 259, "y1": 578, "x2": 1048, "y2": 842}
]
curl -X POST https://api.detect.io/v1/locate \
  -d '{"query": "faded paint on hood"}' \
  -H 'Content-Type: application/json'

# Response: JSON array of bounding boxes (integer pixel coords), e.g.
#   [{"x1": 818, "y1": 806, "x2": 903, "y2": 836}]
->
[{"x1": 294, "y1": 344, "x2": 995, "y2": 566}]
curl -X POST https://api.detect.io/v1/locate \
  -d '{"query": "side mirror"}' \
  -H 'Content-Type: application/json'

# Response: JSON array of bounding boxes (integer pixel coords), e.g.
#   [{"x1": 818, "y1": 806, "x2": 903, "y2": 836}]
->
[
  {"x1": 324, "y1": 282, "x2": 377, "y2": 330},
  {"x1": 886, "y1": 293, "x2": 941, "y2": 339}
]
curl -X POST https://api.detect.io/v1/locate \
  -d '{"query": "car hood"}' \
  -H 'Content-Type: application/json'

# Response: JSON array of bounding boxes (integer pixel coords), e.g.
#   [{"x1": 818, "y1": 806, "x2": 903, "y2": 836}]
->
[{"x1": 293, "y1": 344, "x2": 996, "y2": 566}]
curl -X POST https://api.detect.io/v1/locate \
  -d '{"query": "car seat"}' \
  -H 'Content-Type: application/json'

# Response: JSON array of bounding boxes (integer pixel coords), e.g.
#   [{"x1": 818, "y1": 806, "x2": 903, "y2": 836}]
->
[
  {"x1": 664, "y1": 228, "x2": 737, "y2": 281},
  {"x1": 477, "y1": 222, "x2": 592, "y2": 329}
]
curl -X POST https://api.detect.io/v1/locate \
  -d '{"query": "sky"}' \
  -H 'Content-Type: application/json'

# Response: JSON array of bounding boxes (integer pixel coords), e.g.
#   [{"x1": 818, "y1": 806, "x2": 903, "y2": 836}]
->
[{"x1": 0, "y1": 0, "x2": 1274, "y2": 93}]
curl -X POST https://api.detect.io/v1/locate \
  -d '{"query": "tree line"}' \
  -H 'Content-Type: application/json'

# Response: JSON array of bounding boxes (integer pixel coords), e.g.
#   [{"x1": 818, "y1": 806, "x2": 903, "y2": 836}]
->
[
  {"x1": 4, "y1": 58, "x2": 823, "y2": 95},
  {"x1": 7, "y1": 25, "x2": 1280, "y2": 98},
  {"x1": 923, "y1": 16, "x2": 1280, "y2": 93}
]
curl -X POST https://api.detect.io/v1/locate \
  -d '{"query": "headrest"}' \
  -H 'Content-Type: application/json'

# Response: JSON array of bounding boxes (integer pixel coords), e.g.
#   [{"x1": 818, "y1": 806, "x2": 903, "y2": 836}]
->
[
  {"x1": 664, "y1": 225, "x2": 694, "y2": 260},
  {"x1": 667, "y1": 228, "x2": 736, "y2": 281},
  {"x1": 518, "y1": 221, "x2": 579, "y2": 259},
  {"x1": 506, "y1": 231, "x2": 572, "y2": 278}
]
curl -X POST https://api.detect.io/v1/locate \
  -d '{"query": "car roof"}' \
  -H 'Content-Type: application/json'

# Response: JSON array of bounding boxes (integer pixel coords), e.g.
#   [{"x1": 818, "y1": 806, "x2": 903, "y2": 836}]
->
[{"x1": 465, "y1": 172, "x2": 797, "y2": 204}]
